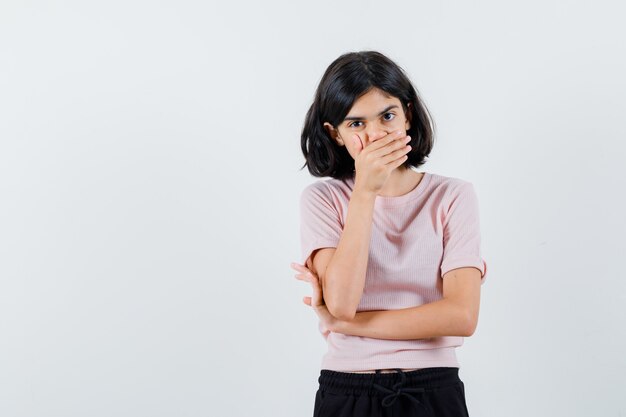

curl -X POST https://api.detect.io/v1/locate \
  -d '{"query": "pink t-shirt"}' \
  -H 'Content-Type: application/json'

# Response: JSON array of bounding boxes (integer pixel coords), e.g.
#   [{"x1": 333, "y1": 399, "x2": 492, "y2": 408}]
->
[{"x1": 299, "y1": 171, "x2": 488, "y2": 371}]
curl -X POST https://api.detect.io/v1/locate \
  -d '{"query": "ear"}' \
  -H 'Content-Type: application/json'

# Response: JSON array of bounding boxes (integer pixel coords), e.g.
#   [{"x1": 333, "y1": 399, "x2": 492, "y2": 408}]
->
[
  {"x1": 404, "y1": 102, "x2": 412, "y2": 131},
  {"x1": 323, "y1": 122, "x2": 343, "y2": 145}
]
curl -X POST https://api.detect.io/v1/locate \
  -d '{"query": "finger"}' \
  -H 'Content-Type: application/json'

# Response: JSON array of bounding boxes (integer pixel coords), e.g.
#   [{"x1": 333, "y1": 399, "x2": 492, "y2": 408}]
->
[
  {"x1": 290, "y1": 262, "x2": 307, "y2": 272},
  {"x1": 303, "y1": 296, "x2": 312, "y2": 305},
  {"x1": 294, "y1": 273, "x2": 312, "y2": 282},
  {"x1": 368, "y1": 129, "x2": 404, "y2": 151},
  {"x1": 353, "y1": 134, "x2": 363, "y2": 155},
  {"x1": 380, "y1": 142, "x2": 411, "y2": 166},
  {"x1": 389, "y1": 154, "x2": 409, "y2": 169},
  {"x1": 311, "y1": 280, "x2": 323, "y2": 305},
  {"x1": 294, "y1": 274, "x2": 306, "y2": 281},
  {"x1": 292, "y1": 264, "x2": 315, "y2": 278},
  {"x1": 368, "y1": 131, "x2": 408, "y2": 158},
  {"x1": 382, "y1": 154, "x2": 409, "y2": 172},
  {"x1": 298, "y1": 270, "x2": 316, "y2": 279}
]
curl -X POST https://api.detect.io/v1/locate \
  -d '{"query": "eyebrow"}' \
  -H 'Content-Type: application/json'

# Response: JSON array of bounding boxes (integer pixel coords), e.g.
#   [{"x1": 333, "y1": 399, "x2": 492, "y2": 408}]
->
[{"x1": 343, "y1": 105, "x2": 399, "y2": 122}]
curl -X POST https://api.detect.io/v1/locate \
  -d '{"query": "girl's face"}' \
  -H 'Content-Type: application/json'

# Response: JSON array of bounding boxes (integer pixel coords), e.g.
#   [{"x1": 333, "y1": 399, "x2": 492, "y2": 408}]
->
[{"x1": 324, "y1": 87, "x2": 411, "y2": 159}]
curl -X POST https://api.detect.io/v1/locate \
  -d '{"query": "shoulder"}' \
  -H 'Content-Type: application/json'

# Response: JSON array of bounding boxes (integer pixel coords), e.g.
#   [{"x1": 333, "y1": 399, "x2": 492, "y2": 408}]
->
[
  {"x1": 427, "y1": 172, "x2": 476, "y2": 199},
  {"x1": 428, "y1": 172, "x2": 474, "y2": 190},
  {"x1": 300, "y1": 177, "x2": 353, "y2": 203},
  {"x1": 425, "y1": 173, "x2": 481, "y2": 217}
]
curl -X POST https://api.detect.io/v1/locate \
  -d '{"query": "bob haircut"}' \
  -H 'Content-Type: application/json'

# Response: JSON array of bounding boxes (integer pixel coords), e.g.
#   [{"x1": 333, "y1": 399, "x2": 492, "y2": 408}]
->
[{"x1": 300, "y1": 51, "x2": 435, "y2": 180}]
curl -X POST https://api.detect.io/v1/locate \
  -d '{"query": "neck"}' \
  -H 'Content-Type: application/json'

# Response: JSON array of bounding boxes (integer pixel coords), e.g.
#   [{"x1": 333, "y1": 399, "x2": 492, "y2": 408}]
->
[{"x1": 376, "y1": 167, "x2": 423, "y2": 197}]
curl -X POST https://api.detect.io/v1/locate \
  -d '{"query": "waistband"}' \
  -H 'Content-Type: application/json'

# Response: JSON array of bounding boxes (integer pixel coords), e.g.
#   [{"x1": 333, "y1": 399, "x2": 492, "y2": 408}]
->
[{"x1": 318, "y1": 367, "x2": 461, "y2": 396}]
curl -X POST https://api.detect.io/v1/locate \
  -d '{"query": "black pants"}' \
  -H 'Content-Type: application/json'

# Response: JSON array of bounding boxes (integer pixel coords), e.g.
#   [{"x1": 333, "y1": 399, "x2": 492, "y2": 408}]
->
[{"x1": 313, "y1": 367, "x2": 470, "y2": 417}]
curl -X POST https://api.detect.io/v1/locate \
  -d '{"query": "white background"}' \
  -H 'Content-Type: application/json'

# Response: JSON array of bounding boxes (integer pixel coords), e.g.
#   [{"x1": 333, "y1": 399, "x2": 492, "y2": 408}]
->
[{"x1": 1, "y1": 1, "x2": 625, "y2": 416}]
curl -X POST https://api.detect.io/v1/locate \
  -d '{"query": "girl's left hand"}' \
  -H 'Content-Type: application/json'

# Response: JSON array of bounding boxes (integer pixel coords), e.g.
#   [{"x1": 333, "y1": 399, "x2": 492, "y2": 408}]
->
[{"x1": 291, "y1": 262, "x2": 337, "y2": 337}]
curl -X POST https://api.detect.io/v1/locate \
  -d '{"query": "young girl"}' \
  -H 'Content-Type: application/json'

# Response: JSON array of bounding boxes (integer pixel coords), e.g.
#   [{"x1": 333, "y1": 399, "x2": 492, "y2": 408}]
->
[{"x1": 291, "y1": 51, "x2": 488, "y2": 417}]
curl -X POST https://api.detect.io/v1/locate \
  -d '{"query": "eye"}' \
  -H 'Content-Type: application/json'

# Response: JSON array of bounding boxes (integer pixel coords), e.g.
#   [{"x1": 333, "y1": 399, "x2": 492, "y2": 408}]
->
[
  {"x1": 348, "y1": 121, "x2": 363, "y2": 128},
  {"x1": 383, "y1": 112, "x2": 396, "y2": 121}
]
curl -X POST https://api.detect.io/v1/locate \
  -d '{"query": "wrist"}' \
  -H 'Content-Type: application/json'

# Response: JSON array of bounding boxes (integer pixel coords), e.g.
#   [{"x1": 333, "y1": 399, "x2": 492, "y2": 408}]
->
[{"x1": 351, "y1": 186, "x2": 377, "y2": 202}]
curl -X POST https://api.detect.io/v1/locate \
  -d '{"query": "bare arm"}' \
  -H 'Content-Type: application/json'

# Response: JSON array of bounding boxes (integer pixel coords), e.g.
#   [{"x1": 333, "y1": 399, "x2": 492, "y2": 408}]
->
[
  {"x1": 317, "y1": 187, "x2": 377, "y2": 321},
  {"x1": 306, "y1": 131, "x2": 411, "y2": 321},
  {"x1": 331, "y1": 267, "x2": 483, "y2": 339}
]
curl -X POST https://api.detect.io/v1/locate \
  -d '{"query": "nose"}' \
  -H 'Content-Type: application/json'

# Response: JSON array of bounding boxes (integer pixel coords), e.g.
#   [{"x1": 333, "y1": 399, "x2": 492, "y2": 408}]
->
[{"x1": 364, "y1": 125, "x2": 389, "y2": 145}]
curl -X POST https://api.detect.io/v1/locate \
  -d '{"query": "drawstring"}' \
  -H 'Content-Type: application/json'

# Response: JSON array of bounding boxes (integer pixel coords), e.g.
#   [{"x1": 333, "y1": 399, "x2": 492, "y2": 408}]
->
[{"x1": 371, "y1": 369, "x2": 429, "y2": 410}]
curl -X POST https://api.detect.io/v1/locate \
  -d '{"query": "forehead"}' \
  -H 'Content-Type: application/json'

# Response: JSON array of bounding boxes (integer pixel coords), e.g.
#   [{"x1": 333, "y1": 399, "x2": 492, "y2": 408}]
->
[{"x1": 347, "y1": 88, "x2": 401, "y2": 116}]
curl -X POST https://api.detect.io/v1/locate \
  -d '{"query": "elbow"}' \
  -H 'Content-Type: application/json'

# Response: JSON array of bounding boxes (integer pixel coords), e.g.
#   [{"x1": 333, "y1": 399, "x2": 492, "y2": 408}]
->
[
  {"x1": 322, "y1": 270, "x2": 359, "y2": 321},
  {"x1": 335, "y1": 309, "x2": 357, "y2": 322},
  {"x1": 463, "y1": 322, "x2": 477, "y2": 337},
  {"x1": 326, "y1": 299, "x2": 357, "y2": 321},
  {"x1": 461, "y1": 310, "x2": 478, "y2": 337},
  {"x1": 324, "y1": 293, "x2": 357, "y2": 321}
]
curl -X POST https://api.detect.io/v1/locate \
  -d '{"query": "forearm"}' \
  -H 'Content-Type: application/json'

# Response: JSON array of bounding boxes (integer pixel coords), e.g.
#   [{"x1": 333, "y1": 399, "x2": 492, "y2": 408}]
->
[
  {"x1": 324, "y1": 188, "x2": 376, "y2": 320},
  {"x1": 332, "y1": 298, "x2": 472, "y2": 340}
]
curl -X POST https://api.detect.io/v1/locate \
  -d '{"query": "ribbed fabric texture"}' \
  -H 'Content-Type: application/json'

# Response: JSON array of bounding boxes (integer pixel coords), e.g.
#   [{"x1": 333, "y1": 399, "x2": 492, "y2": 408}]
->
[{"x1": 299, "y1": 171, "x2": 488, "y2": 372}]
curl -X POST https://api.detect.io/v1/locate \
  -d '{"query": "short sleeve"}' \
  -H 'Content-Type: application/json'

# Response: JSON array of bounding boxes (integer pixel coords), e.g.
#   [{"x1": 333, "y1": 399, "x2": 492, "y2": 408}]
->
[
  {"x1": 299, "y1": 183, "x2": 343, "y2": 267},
  {"x1": 440, "y1": 181, "x2": 488, "y2": 283}
]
